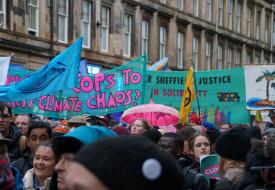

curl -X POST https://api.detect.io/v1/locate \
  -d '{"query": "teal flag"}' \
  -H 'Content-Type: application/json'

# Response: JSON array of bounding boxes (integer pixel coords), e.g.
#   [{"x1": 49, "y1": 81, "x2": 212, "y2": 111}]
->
[
  {"x1": 0, "y1": 38, "x2": 83, "y2": 101},
  {"x1": 145, "y1": 68, "x2": 250, "y2": 124},
  {"x1": 6, "y1": 56, "x2": 147, "y2": 118}
]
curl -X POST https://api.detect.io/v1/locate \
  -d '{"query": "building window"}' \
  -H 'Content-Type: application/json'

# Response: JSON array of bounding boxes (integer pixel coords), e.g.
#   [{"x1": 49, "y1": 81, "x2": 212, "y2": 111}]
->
[
  {"x1": 206, "y1": 0, "x2": 211, "y2": 21},
  {"x1": 124, "y1": 13, "x2": 132, "y2": 57},
  {"x1": 236, "y1": 2, "x2": 241, "y2": 33},
  {"x1": 159, "y1": 26, "x2": 166, "y2": 59},
  {"x1": 81, "y1": 0, "x2": 91, "y2": 48},
  {"x1": 227, "y1": 47, "x2": 232, "y2": 68},
  {"x1": 218, "y1": 0, "x2": 223, "y2": 26},
  {"x1": 265, "y1": 15, "x2": 270, "y2": 43},
  {"x1": 58, "y1": 0, "x2": 68, "y2": 43},
  {"x1": 246, "y1": 7, "x2": 252, "y2": 37},
  {"x1": 27, "y1": 0, "x2": 39, "y2": 36},
  {"x1": 217, "y1": 45, "x2": 223, "y2": 70},
  {"x1": 228, "y1": 0, "x2": 233, "y2": 30},
  {"x1": 256, "y1": 10, "x2": 260, "y2": 40},
  {"x1": 0, "y1": 0, "x2": 6, "y2": 29},
  {"x1": 101, "y1": 6, "x2": 110, "y2": 52},
  {"x1": 236, "y1": 50, "x2": 241, "y2": 66},
  {"x1": 160, "y1": 0, "x2": 166, "y2": 4},
  {"x1": 177, "y1": 32, "x2": 184, "y2": 69},
  {"x1": 178, "y1": 0, "x2": 184, "y2": 11},
  {"x1": 141, "y1": 20, "x2": 149, "y2": 56},
  {"x1": 205, "y1": 41, "x2": 211, "y2": 70},
  {"x1": 246, "y1": 53, "x2": 252, "y2": 64},
  {"x1": 193, "y1": 0, "x2": 199, "y2": 17},
  {"x1": 192, "y1": 37, "x2": 199, "y2": 71}
]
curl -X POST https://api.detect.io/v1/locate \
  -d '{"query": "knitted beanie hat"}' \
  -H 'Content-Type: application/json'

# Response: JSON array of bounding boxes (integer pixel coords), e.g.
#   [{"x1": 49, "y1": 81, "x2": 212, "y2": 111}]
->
[
  {"x1": 215, "y1": 126, "x2": 251, "y2": 161},
  {"x1": 75, "y1": 136, "x2": 184, "y2": 190},
  {"x1": 53, "y1": 126, "x2": 117, "y2": 156}
]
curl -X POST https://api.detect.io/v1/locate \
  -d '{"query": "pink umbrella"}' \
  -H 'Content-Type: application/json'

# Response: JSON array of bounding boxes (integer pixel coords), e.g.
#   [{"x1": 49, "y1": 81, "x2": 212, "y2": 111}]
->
[{"x1": 121, "y1": 100, "x2": 180, "y2": 126}]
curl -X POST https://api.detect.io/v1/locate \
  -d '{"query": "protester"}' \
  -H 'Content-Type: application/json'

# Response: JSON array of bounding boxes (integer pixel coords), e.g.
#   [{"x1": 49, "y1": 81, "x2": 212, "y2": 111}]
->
[
  {"x1": 12, "y1": 121, "x2": 52, "y2": 178},
  {"x1": 177, "y1": 126, "x2": 197, "y2": 155},
  {"x1": 51, "y1": 126, "x2": 117, "y2": 190},
  {"x1": 266, "y1": 110, "x2": 275, "y2": 128},
  {"x1": 262, "y1": 128, "x2": 275, "y2": 144},
  {"x1": 215, "y1": 126, "x2": 252, "y2": 190},
  {"x1": 23, "y1": 142, "x2": 55, "y2": 189},
  {"x1": 202, "y1": 121, "x2": 221, "y2": 145},
  {"x1": 189, "y1": 133, "x2": 212, "y2": 168},
  {"x1": 238, "y1": 132, "x2": 275, "y2": 189},
  {"x1": 0, "y1": 103, "x2": 25, "y2": 162},
  {"x1": 220, "y1": 123, "x2": 232, "y2": 133},
  {"x1": 66, "y1": 136, "x2": 184, "y2": 190},
  {"x1": 189, "y1": 114, "x2": 201, "y2": 125},
  {"x1": 67, "y1": 116, "x2": 86, "y2": 129},
  {"x1": 247, "y1": 125, "x2": 264, "y2": 153},
  {"x1": 0, "y1": 132, "x2": 15, "y2": 189},
  {"x1": 158, "y1": 132, "x2": 182, "y2": 159},
  {"x1": 14, "y1": 114, "x2": 31, "y2": 136},
  {"x1": 130, "y1": 119, "x2": 151, "y2": 136},
  {"x1": 143, "y1": 128, "x2": 162, "y2": 143}
]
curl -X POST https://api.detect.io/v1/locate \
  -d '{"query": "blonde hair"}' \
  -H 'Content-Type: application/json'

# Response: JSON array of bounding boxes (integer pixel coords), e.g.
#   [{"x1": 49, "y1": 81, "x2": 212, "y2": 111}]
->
[{"x1": 219, "y1": 157, "x2": 245, "y2": 177}]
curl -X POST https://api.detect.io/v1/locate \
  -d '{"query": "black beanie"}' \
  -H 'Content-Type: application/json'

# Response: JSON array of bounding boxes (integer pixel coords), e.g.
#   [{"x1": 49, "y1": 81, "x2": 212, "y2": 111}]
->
[
  {"x1": 75, "y1": 136, "x2": 184, "y2": 190},
  {"x1": 215, "y1": 126, "x2": 251, "y2": 161}
]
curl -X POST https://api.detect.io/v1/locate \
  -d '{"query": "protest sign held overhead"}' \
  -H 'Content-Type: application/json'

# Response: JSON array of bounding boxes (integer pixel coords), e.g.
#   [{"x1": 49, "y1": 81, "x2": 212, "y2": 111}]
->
[
  {"x1": 0, "y1": 38, "x2": 83, "y2": 102},
  {"x1": 6, "y1": 56, "x2": 147, "y2": 118},
  {"x1": 145, "y1": 68, "x2": 250, "y2": 125},
  {"x1": 245, "y1": 65, "x2": 275, "y2": 110},
  {"x1": 0, "y1": 57, "x2": 11, "y2": 86}
]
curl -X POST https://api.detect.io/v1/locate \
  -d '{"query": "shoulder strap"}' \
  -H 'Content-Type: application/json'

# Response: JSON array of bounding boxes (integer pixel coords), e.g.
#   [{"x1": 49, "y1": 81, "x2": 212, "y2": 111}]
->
[{"x1": 19, "y1": 135, "x2": 27, "y2": 156}]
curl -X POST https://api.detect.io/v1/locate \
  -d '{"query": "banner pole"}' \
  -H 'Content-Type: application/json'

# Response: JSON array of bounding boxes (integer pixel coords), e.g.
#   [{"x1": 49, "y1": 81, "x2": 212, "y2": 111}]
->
[{"x1": 191, "y1": 59, "x2": 201, "y2": 120}]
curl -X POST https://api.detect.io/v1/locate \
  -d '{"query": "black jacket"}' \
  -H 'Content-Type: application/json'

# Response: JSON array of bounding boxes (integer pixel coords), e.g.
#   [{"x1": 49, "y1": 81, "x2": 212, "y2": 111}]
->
[
  {"x1": 178, "y1": 154, "x2": 210, "y2": 190},
  {"x1": 238, "y1": 151, "x2": 275, "y2": 190},
  {"x1": 7, "y1": 123, "x2": 22, "y2": 162},
  {"x1": 215, "y1": 178, "x2": 238, "y2": 190}
]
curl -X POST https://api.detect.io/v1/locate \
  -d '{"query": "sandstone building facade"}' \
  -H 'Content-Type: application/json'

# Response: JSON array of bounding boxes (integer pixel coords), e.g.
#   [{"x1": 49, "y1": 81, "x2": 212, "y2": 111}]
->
[{"x1": 0, "y1": 0, "x2": 274, "y2": 71}]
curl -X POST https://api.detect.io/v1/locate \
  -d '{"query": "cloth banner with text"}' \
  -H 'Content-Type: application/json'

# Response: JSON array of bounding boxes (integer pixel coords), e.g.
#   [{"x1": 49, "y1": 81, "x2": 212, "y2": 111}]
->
[
  {"x1": 145, "y1": 68, "x2": 250, "y2": 125},
  {"x1": 5, "y1": 56, "x2": 147, "y2": 118}
]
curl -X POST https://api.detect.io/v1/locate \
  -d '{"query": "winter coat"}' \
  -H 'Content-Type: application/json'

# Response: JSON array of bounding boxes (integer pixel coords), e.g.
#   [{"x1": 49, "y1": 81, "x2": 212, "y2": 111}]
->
[
  {"x1": 179, "y1": 154, "x2": 210, "y2": 190},
  {"x1": 0, "y1": 155, "x2": 14, "y2": 190},
  {"x1": 238, "y1": 151, "x2": 275, "y2": 190},
  {"x1": 215, "y1": 162, "x2": 245, "y2": 190},
  {"x1": 11, "y1": 148, "x2": 33, "y2": 179},
  {"x1": 23, "y1": 168, "x2": 51, "y2": 190},
  {"x1": 7, "y1": 124, "x2": 22, "y2": 162}
]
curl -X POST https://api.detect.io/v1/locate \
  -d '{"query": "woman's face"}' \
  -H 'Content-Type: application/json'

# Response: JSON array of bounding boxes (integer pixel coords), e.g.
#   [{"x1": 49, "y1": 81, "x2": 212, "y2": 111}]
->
[
  {"x1": 33, "y1": 146, "x2": 55, "y2": 180},
  {"x1": 131, "y1": 120, "x2": 145, "y2": 136},
  {"x1": 191, "y1": 135, "x2": 210, "y2": 161}
]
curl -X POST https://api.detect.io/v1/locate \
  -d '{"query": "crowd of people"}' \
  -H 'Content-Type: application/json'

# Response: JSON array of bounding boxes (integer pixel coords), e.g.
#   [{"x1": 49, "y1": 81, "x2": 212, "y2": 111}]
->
[{"x1": 0, "y1": 102, "x2": 274, "y2": 190}]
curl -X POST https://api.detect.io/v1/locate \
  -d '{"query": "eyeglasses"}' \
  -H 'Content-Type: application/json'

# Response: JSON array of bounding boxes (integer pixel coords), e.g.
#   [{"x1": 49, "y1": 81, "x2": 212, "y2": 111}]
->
[{"x1": 0, "y1": 114, "x2": 10, "y2": 119}]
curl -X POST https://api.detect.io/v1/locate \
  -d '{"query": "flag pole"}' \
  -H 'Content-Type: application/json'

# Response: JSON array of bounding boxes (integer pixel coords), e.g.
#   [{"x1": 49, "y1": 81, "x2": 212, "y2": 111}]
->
[{"x1": 191, "y1": 59, "x2": 201, "y2": 120}]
